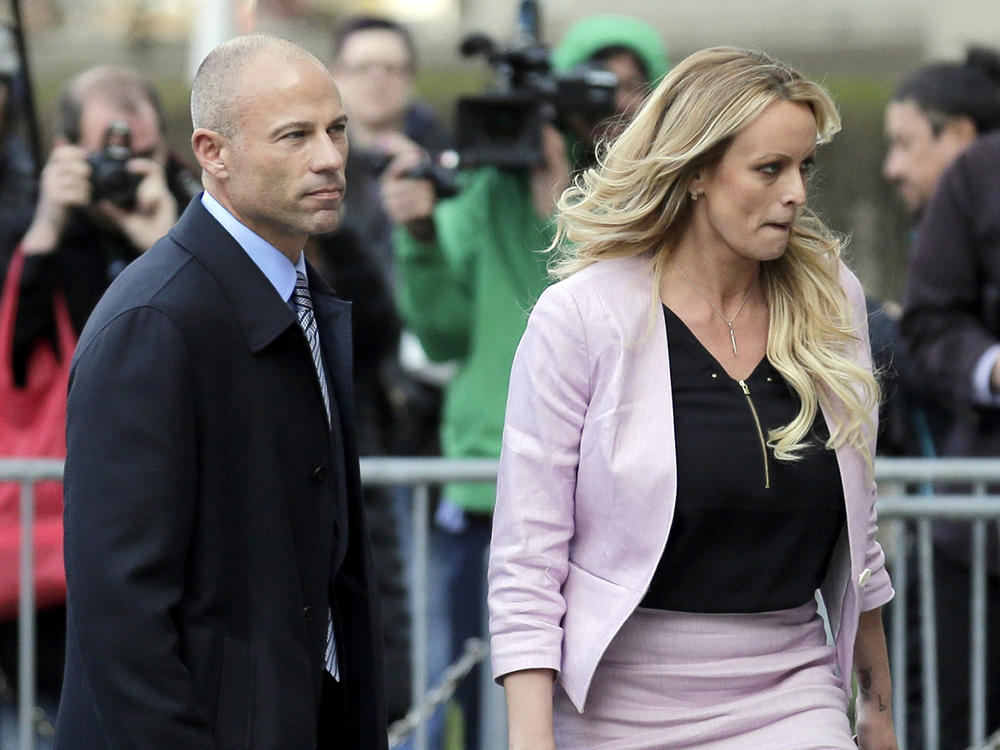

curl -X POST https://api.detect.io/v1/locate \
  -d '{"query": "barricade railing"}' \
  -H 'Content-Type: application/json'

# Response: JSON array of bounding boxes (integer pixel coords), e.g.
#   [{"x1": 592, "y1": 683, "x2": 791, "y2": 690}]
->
[
  {"x1": 3, "y1": 456, "x2": 1000, "y2": 750},
  {"x1": 0, "y1": 458, "x2": 63, "y2": 750},
  {"x1": 359, "y1": 458, "x2": 500, "y2": 750},
  {"x1": 876, "y1": 458, "x2": 1000, "y2": 750}
]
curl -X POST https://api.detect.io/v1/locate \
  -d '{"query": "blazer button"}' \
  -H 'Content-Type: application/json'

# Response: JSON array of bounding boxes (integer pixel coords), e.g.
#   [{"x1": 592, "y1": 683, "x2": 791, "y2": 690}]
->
[
  {"x1": 312, "y1": 465, "x2": 329, "y2": 484},
  {"x1": 858, "y1": 568, "x2": 872, "y2": 587},
  {"x1": 303, "y1": 605, "x2": 314, "y2": 622}
]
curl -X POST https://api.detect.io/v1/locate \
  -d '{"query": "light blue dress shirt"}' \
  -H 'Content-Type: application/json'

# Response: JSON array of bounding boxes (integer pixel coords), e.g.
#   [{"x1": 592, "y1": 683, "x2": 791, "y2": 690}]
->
[{"x1": 200, "y1": 191, "x2": 306, "y2": 302}]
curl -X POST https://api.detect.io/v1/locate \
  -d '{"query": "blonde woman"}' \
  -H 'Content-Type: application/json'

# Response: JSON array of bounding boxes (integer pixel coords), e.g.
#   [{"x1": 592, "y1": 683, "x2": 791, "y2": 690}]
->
[{"x1": 487, "y1": 47, "x2": 898, "y2": 749}]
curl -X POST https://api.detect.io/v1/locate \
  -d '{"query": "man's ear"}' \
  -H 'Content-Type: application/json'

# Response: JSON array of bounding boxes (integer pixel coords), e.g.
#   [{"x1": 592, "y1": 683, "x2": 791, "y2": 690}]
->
[
  {"x1": 191, "y1": 128, "x2": 228, "y2": 179},
  {"x1": 941, "y1": 115, "x2": 978, "y2": 150}
]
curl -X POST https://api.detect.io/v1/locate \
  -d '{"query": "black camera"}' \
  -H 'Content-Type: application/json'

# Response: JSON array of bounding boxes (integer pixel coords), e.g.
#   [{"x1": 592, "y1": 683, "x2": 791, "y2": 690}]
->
[
  {"x1": 87, "y1": 120, "x2": 142, "y2": 209},
  {"x1": 364, "y1": 149, "x2": 460, "y2": 199},
  {"x1": 455, "y1": 0, "x2": 618, "y2": 169}
]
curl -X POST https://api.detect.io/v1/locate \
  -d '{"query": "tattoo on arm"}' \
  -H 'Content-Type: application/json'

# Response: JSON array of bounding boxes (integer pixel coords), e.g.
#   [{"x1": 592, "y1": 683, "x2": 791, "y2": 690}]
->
[
  {"x1": 857, "y1": 668, "x2": 889, "y2": 711},
  {"x1": 858, "y1": 668, "x2": 872, "y2": 700}
]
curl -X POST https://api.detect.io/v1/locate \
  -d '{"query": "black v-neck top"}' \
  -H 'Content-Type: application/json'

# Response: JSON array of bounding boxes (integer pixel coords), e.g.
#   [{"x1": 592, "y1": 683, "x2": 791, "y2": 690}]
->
[{"x1": 638, "y1": 305, "x2": 846, "y2": 613}]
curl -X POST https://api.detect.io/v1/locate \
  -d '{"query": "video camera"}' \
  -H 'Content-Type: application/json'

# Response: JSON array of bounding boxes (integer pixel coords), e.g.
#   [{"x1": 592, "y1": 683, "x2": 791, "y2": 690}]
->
[
  {"x1": 87, "y1": 120, "x2": 142, "y2": 209},
  {"x1": 454, "y1": 0, "x2": 618, "y2": 169},
  {"x1": 371, "y1": 0, "x2": 619, "y2": 194}
]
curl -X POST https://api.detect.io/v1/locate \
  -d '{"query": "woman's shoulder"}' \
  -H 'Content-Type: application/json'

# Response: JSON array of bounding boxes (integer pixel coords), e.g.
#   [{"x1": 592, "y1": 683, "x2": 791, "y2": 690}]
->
[
  {"x1": 543, "y1": 254, "x2": 655, "y2": 305},
  {"x1": 530, "y1": 255, "x2": 658, "y2": 350}
]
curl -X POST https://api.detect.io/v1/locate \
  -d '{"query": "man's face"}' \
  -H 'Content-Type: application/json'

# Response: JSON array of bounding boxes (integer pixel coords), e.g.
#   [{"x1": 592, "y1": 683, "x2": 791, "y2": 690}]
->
[
  {"x1": 883, "y1": 99, "x2": 973, "y2": 214},
  {"x1": 571, "y1": 50, "x2": 648, "y2": 146},
  {"x1": 332, "y1": 29, "x2": 413, "y2": 133},
  {"x1": 605, "y1": 51, "x2": 648, "y2": 123},
  {"x1": 78, "y1": 97, "x2": 166, "y2": 162},
  {"x1": 219, "y1": 54, "x2": 348, "y2": 256}
]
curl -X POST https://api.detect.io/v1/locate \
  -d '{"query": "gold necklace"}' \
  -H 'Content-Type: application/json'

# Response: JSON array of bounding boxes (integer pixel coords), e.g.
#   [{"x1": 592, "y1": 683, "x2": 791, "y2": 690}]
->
[{"x1": 675, "y1": 265, "x2": 755, "y2": 356}]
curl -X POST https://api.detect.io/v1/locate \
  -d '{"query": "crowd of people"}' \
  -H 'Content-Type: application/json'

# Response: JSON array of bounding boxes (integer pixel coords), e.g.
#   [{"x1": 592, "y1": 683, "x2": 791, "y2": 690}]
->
[{"x1": 0, "y1": 8, "x2": 997, "y2": 750}]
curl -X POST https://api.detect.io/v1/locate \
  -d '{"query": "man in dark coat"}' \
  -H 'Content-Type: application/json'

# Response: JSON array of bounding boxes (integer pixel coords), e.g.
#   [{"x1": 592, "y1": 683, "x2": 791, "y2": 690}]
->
[
  {"x1": 901, "y1": 130, "x2": 1000, "y2": 749},
  {"x1": 54, "y1": 35, "x2": 388, "y2": 749}
]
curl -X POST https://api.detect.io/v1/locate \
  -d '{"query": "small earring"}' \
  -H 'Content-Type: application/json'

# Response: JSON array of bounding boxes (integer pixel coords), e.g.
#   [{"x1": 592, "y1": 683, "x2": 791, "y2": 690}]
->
[{"x1": 690, "y1": 189, "x2": 703, "y2": 201}]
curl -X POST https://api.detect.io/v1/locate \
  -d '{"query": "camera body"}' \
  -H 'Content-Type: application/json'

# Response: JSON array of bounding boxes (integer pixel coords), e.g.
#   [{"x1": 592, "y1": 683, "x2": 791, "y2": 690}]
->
[
  {"x1": 86, "y1": 120, "x2": 141, "y2": 209},
  {"x1": 364, "y1": 150, "x2": 460, "y2": 199},
  {"x1": 455, "y1": 0, "x2": 617, "y2": 169}
]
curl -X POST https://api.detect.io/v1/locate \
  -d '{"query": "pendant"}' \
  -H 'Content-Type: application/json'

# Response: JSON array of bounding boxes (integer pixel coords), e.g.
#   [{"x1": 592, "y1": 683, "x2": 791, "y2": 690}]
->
[{"x1": 729, "y1": 325, "x2": 738, "y2": 356}]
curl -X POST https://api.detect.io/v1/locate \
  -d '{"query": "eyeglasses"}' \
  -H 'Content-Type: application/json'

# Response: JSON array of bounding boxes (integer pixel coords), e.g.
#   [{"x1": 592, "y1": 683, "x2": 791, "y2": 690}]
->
[{"x1": 340, "y1": 61, "x2": 413, "y2": 78}]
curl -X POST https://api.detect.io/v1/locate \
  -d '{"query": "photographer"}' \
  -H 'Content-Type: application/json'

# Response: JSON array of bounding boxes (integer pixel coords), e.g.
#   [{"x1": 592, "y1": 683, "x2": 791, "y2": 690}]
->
[
  {"x1": 13, "y1": 65, "x2": 197, "y2": 385},
  {"x1": 382, "y1": 13, "x2": 668, "y2": 749},
  {"x1": 331, "y1": 15, "x2": 453, "y2": 288}
]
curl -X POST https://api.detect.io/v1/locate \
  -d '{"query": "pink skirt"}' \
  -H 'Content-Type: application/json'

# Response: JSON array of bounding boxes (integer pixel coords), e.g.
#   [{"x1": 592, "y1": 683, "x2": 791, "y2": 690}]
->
[{"x1": 553, "y1": 600, "x2": 855, "y2": 749}]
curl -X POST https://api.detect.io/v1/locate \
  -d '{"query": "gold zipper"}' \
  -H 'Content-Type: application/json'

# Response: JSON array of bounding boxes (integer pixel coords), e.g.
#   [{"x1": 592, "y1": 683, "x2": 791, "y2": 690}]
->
[{"x1": 738, "y1": 379, "x2": 771, "y2": 489}]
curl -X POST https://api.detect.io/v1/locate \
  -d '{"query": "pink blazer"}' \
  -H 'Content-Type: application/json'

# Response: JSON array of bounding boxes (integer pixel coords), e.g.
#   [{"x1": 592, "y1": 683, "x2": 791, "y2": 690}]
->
[{"x1": 487, "y1": 254, "x2": 894, "y2": 712}]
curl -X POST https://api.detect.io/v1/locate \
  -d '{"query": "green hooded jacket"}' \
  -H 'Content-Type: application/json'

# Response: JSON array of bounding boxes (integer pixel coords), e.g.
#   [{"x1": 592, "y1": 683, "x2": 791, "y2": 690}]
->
[{"x1": 394, "y1": 15, "x2": 669, "y2": 513}]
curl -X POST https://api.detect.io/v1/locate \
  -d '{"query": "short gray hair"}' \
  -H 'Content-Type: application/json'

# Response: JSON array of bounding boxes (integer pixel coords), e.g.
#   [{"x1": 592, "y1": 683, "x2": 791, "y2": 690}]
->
[{"x1": 190, "y1": 34, "x2": 323, "y2": 138}]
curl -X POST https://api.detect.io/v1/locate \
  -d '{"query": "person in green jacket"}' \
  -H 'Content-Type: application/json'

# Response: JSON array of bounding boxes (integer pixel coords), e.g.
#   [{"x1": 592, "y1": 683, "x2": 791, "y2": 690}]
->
[{"x1": 382, "y1": 15, "x2": 669, "y2": 748}]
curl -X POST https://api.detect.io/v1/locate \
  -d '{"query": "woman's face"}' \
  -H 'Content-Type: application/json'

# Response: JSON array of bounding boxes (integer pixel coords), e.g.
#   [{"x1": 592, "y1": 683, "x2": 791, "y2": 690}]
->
[{"x1": 690, "y1": 99, "x2": 817, "y2": 265}]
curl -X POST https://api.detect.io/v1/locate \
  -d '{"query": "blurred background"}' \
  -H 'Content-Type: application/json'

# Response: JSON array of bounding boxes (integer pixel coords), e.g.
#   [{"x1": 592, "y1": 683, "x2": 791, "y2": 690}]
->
[{"x1": 4, "y1": 0, "x2": 999, "y2": 303}]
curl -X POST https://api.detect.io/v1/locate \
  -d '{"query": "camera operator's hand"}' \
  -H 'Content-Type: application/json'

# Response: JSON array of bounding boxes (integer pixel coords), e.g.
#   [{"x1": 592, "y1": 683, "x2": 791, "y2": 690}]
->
[
  {"x1": 21, "y1": 144, "x2": 92, "y2": 256},
  {"x1": 531, "y1": 124, "x2": 572, "y2": 218},
  {"x1": 96, "y1": 157, "x2": 178, "y2": 252},
  {"x1": 381, "y1": 147, "x2": 438, "y2": 242}
]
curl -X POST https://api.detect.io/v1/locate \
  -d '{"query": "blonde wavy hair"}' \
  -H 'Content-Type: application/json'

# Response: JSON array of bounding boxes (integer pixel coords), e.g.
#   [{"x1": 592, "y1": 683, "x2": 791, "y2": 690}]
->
[{"x1": 550, "y1": 46, "x2": 879, "y2": 472}]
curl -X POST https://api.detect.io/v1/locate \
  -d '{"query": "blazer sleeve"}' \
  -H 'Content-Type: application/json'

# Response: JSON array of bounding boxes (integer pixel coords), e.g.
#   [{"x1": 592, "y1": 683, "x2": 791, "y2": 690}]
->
[
  {"x1": 487, "y1": 282, "x2": 591, "y2": 682},
  {"x1": 63, "y1": 306, "x2": 214, "y2": 748},
  {"x1": 842, "y1": 265, "x2": 894, "y2": 612}
]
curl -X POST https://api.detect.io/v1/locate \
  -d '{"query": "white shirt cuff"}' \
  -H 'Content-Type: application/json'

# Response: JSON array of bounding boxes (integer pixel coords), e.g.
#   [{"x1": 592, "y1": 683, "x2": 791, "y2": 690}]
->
[{"x1": 972, "y1": 344, "x2": 1000, "y2": 405}]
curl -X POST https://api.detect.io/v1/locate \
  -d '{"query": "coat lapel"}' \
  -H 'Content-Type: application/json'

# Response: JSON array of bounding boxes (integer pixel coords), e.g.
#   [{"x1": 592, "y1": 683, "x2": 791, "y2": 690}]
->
[
  {"x1": 169, "y1": 197, "x2": 298, "y2": 352},
  {"x1": 307, "y1": 266, "x2": 354, "y2": 431}
]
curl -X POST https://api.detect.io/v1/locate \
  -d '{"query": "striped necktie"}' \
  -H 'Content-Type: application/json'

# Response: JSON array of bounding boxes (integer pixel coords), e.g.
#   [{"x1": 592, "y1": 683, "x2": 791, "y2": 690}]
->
[
  {"x1": 292, "y1": 271, "x2": 331, "y2": 424},
  {"x1": 291, "y1": 270, "x2": 339, "y2": 679}
]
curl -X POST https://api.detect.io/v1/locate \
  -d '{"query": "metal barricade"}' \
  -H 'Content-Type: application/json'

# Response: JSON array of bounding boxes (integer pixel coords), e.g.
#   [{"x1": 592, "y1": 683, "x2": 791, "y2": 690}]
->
[
  {"x1": 0, "y1": 458, "x2": 63, "y2": 750},
  {"x1": 359, "y1": 458, "x2": 500, "y2": 750},
  {"x1": 3, "y1": 456, "x2": 1000, "y2": 750},
  {"x1": 877, "y1": 458, "x2": 1000, "y2": 750}
]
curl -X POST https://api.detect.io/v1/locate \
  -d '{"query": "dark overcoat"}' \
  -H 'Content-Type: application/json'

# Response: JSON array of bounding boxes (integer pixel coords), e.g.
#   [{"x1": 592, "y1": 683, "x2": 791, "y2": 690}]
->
[{"x1": 54, "y1": 197, "x2": 388, "y2": 749}]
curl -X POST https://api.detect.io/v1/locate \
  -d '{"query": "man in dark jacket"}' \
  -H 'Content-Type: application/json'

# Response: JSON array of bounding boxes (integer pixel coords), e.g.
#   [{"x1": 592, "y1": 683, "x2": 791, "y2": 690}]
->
[
  {"x1": 901, "y1": 131, "x2": 1000, "y2": 750},
  {"x1": 55, "y1": 35, "x2": 387, "y2": 749},
  {"x1": 886, "y1": 49, "x2": 1000, "y2": 750}
]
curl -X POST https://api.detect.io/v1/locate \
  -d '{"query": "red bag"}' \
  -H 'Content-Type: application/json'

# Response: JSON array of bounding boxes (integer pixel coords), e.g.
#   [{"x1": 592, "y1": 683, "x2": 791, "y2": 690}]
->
[{"x1": 0, "y1": 249, "x2": 76, "y2": 618}]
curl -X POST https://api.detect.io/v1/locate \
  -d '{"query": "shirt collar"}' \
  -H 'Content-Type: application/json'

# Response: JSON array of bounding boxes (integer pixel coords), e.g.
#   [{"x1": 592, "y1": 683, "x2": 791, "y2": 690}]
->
[{"x1": 200, "y1": 191, "x2": 305, "y2": 303}]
